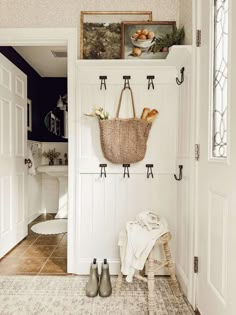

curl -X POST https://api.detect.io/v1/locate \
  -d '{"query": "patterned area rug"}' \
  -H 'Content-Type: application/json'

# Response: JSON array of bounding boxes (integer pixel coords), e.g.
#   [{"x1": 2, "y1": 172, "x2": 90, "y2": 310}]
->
[{"x1": 0, "y1": 276, "x2": 194, "y2": 315}]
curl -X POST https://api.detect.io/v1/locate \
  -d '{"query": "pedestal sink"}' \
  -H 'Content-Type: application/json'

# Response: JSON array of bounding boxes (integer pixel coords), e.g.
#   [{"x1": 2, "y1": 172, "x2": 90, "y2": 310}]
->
[{"x1": 37, "y1": 165, "x2": 68, "y2": 218}]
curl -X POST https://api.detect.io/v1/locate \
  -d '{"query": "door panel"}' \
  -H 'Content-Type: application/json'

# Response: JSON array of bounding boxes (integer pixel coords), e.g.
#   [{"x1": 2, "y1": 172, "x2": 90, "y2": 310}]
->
[
  {"x1": 0, "y1": 53, "x2": 27, "y2": 258},
  {"x1": 15, "y1": 104, "x2": 25, "y2": 156},
  {"x1": 196, "y1": 0, "x2": 236, "y2": 314},
  {"x1": 0, "y1": 176, "x2": 12, "y2": 235}
]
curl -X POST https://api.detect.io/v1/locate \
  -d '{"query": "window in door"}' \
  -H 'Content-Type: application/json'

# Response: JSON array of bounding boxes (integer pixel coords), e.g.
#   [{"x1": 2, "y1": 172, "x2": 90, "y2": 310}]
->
[{"x1": 211, "y1": 0, "x2": 228, "y2": 159}]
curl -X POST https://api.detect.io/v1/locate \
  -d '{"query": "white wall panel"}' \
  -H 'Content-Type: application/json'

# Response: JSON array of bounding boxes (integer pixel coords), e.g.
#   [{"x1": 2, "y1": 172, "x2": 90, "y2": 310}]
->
[
  {"x1": 78, "y1": 172, "x2": 177, "y2": 274},
  {"x1": 76, "y1": 56, "x2": 191, "y2": 276},
  {"x1": 78, "y1": 66, "x2": 178, "y2": 174}
]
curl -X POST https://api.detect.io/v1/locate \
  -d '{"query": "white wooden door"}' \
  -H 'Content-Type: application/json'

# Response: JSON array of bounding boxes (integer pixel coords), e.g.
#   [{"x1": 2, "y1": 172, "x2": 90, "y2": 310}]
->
[
  {"x1": 0, "y1": 53, "x2": 28, "y2": 258},
  {"x1": 196, "y1": 0, "x2": 236, "y2": 314}
]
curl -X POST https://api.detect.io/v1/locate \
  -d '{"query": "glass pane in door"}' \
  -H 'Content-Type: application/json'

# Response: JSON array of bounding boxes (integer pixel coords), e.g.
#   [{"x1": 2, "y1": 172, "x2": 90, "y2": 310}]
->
[{"x1": 212, "y1": 0, "x2": 228, "y2": 158}]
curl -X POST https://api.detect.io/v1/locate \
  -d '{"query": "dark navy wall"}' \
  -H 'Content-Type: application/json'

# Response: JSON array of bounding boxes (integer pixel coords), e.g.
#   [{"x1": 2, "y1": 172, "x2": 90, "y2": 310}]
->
[
  {"x1": 39, "y1": 78, "x2": 67, "y2": 142},
  {"x1": 0, "y1": 47, "x2": 67, "y2": 142}
]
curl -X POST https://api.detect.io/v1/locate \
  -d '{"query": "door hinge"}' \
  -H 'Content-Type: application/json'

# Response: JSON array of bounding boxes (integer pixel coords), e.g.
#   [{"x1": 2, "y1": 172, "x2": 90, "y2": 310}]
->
[
  {"x1": 195, "y1": 144, "x2": 200, "y2": 161},
  {"x1": 194, "y1": 256, "x2": 199, "y2": 273},
  {"x1": 196, "y1": 30, "x2": 201, "y2": 47}
]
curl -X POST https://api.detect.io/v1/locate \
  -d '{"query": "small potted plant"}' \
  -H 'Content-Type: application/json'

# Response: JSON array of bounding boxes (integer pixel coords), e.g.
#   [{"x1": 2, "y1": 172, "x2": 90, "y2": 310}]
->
[{"x1": 43, "y1": 148, "x2": 60, "y2": 165}]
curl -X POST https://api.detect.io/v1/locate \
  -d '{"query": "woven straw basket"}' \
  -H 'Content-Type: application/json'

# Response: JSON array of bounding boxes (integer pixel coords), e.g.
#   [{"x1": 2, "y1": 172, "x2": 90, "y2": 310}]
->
[{"x1": 99, "y1": 88, "x2": 152, "y2": 164}]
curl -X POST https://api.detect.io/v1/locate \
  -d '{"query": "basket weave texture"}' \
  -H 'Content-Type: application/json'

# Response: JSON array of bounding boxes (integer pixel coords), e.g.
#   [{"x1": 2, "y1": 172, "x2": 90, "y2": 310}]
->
[{"x1": 99, "y1": 88, "x2": 152, "y2": 164}]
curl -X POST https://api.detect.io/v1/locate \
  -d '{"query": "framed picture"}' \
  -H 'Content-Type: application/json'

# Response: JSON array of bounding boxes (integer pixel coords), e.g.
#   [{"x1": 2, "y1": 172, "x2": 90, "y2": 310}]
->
[
  {"x1": 27, "y1": 98, "x2": 32, "y2": 131},
  {"x1": 121, "y1": 21, "x2": 176, "y2": 59},
  {"x1": 80, "y1": 11, "x2": 152, "y2": 59}
]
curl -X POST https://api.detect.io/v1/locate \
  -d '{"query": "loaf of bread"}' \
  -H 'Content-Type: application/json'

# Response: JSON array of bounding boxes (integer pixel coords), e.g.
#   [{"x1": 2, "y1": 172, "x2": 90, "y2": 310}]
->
[
  {"x1": 146, "y1": 109, "x2": 159, "y2": 122},
  {"x1": 140, "y1": 107, "x2": 151, "y2": 120}
]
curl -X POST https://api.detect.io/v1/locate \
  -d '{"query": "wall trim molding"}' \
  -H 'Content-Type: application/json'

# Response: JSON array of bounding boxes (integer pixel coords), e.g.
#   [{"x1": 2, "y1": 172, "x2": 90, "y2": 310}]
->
[{"x1": 28, "y1": 210, "x2": 45, "y2": 225}]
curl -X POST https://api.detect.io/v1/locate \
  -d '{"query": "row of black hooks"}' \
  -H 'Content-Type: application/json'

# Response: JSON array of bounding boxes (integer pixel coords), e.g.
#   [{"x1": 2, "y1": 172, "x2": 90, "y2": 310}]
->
[
  {"x1": 100, "y1": 163, "x2": 154, "y2": 179},
  {"x1": 99, "y1": 68, "x2": 185, "y2": 91},
  {"x1": 99, "y1": 164, "x2": 183, "y2": 181}
]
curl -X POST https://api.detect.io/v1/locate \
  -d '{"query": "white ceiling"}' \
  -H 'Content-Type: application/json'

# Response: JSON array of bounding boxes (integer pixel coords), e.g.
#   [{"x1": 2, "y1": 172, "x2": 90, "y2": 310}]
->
[{"x1": 13, "y1": 46, "x2": 67, "y2": 77}]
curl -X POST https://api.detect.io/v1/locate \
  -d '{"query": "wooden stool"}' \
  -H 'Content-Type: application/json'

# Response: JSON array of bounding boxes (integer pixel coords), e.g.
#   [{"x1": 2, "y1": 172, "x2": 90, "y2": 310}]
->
[{"x1": 116, "y1": 232, "x2": 180, "y2": 315}]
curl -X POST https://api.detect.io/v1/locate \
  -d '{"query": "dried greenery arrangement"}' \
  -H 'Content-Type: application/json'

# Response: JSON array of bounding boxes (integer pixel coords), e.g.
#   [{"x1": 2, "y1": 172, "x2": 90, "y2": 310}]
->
[{"x1": 149, "y1": 26, "x2": 185, "y2": 53}]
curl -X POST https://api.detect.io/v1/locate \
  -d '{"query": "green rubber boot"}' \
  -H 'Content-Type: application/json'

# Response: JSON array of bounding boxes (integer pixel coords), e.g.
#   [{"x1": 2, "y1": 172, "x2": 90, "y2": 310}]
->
[
  {"x1": 86, "y1": 258, "x2": 99, "y2": 297},
  {"x1": 99, "y1": 259, "x2": 112, "y2": 297}
]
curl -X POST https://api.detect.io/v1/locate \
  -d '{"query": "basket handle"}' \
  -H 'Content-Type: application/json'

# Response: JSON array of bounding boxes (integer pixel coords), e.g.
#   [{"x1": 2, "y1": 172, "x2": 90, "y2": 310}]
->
[{"x1": 116, "y1": 87, "x2": 136, "y2": 118}]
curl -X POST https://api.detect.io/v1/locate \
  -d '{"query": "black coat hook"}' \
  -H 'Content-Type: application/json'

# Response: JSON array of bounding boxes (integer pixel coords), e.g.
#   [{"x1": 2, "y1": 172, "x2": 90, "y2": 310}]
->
[
  {"x1": 147, "y1": 76, "x2": 155, "y2": 90},
  {"x1": 99, "y1": 164, "x2": 107, "y2": 178},
  {"x1": 123, "y1": 76, "x2": 131, "y2": 89},
  {"x1": 99, "y1": 76, "x2": 107, "y2": 90},
  {"x1": 174, "y1": 165, "x2": 183, "y2": 181},
  {"x1": 176, "y1": 67, "x2": 185, "y2": 85},
  {"x1": 123, "y1": 164, "x2": 130, "y2": 178},
  {"x1": 146, "y1": 164, "x2": 154, "y2": 178}
]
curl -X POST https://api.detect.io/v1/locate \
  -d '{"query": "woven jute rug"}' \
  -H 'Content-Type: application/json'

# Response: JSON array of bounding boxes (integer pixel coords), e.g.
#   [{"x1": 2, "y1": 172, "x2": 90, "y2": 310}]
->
[{"x1": 0, "y1": 276, "x2": 194, "y2": 315}]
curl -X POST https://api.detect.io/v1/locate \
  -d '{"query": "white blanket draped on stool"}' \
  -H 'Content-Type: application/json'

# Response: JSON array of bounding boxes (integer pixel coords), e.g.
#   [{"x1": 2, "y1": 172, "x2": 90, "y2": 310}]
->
[{"x1": 118, "y1": 211, "x2": 169, "y2": 282}]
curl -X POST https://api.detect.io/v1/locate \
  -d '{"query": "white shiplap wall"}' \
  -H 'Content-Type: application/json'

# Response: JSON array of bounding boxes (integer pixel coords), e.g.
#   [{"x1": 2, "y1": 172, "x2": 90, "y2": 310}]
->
[{"x1": 76, "y1": 57, "x2": 181, "y2": 274}]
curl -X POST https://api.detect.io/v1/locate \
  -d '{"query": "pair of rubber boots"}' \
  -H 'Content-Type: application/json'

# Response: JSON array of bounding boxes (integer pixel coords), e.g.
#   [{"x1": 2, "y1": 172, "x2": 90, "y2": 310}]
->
[{"x1": 86, "y1": 258, "x2": 112, "y2": 297}]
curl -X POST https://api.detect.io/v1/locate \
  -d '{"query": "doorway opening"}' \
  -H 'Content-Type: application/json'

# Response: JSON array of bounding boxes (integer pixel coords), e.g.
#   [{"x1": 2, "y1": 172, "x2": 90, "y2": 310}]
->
[{"x1": 0, "y1": 28, "x2": 77, "y2": 275}]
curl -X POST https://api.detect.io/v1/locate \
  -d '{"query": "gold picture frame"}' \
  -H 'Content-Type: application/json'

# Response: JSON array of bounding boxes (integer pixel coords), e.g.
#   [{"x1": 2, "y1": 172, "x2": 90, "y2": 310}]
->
[{"x1": 80, "y1": 11, "x2": 153, "y2": 59}]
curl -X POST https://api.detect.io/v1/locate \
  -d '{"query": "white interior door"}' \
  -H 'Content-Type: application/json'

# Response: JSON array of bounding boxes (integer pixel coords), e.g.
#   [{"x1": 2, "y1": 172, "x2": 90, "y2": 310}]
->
[
  {"x1": 0, "y1": 53, "x2": 28, "y2": 258},
  {"x1": 196, "y1": 0, "x2": 236, "y2": 314}
]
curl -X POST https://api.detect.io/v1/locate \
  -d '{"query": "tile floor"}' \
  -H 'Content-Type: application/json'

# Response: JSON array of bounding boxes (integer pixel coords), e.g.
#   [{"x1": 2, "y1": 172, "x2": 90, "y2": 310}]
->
[{"x1": 0, "y1": 214, "x2": 67, "y2": 275}]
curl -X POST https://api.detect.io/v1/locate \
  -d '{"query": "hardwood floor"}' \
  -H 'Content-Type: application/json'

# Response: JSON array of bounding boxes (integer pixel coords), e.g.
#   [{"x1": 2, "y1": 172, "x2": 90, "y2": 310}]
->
[{"x1": 0, "y1": 214, "x2": 67, "y2": 275}]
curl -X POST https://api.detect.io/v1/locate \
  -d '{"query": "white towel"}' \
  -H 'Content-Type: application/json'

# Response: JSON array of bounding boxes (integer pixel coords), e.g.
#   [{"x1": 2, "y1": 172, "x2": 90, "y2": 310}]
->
[
  {"x1": 136, "y1": 211, "x2": 160, "y2": 231},
  {"x1": 27, "y1": 144, "x2": 36, "y2": 175},
  {"x1": 118, "y1": 211, "x2": 169, "y2": 282}
]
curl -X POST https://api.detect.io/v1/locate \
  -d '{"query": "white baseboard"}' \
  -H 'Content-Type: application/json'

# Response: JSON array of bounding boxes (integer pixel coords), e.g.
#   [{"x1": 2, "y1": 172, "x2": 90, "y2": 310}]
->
[
  {"x1": 176, "y1": 263, "x2": 188, "y2": 295},
  {"x1": 75, "y1": 259, "x2": 120, "y2": 275},
  {"x1": 74, "y1": 259, "x2": 175, "y2": 277},
  {"x1": 28, "y1": 210, "x2": 45, "y2": 224}
]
